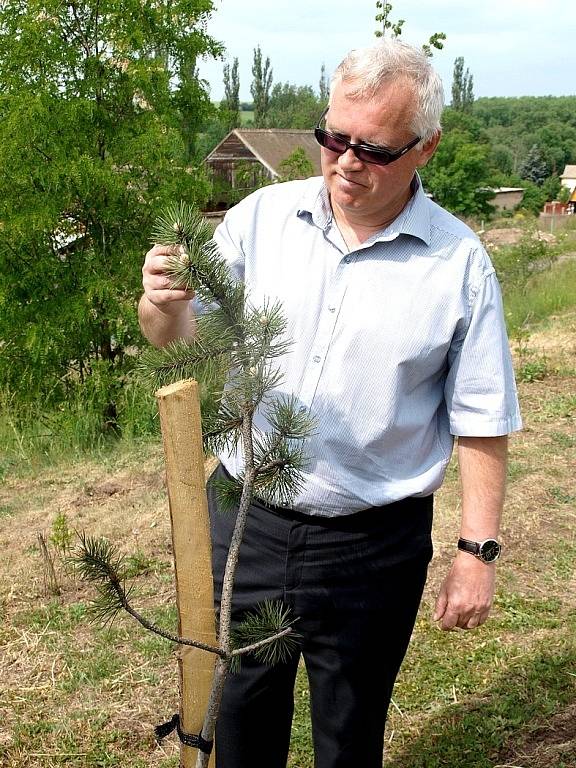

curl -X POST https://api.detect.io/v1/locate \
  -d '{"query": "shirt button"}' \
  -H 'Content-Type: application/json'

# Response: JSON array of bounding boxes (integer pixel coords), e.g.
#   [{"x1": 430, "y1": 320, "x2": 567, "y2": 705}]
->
[
  {"x1": 313, "y1": 355, "x2": 321, "y2": 363},
  {"x1": 344, "y1": 256, "x2": 351, "y2": 264},
  {"x1": 299, "y1": 406, "x2": 307, "y2": 413},
  {"x1": 328, "y1": 306, "x2": 336, "y2": 313}
]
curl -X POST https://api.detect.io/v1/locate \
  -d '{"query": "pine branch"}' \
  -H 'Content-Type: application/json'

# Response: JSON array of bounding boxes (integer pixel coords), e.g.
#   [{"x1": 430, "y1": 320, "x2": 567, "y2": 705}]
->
[
  {"x1": 264, "y1": 395, "x2": 316, "y2": 440},
  {"x1": 139, "y1": 339, "x2": 223, "y2": 388},
  {"x1": 231, "y1": 600, "x2": 300, "y2": 666},
  {"x1": 72, "y1": 533, "x2": 225, "y2": 657},
  {"x1": 151, "y1": 202, "x2": 244, "y2": 333}
]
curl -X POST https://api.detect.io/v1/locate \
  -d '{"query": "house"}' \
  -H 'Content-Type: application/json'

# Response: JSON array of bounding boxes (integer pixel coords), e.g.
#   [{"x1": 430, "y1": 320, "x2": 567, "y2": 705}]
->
[
  {"x1": 204, "y1": 129, "x2": 322, "y2": 209},
  {"x1": 491, "y1": 187, "x2": 525, "y2": 211},
  {"x1": 560, "y1": 165, "x2": 576, "y2": 213},
  {"x1": 560, "y1": 164, "x2": 576, "y2": 194}
]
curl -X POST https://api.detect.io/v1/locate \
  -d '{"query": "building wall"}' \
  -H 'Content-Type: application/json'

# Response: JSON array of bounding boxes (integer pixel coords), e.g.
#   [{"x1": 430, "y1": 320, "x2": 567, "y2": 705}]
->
[{"x1": 492, "y1": 190, "x2": 524, "y2": 210}]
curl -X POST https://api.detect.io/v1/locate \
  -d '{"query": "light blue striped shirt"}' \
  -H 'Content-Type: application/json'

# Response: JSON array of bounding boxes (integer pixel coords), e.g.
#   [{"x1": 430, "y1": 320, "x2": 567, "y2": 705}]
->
[{"x1": 212, "y1": 176, "x2": 522, "y2": 516}]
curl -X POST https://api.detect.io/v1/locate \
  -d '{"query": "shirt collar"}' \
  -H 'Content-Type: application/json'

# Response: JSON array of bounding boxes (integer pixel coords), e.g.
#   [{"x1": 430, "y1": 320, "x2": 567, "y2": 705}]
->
[{"x1": 297, "y1": 174, "x2": 432, "y2": 246}]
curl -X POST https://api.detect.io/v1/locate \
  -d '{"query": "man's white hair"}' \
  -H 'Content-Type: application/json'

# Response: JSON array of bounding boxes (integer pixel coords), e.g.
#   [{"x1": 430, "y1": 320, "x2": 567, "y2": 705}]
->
[{"x1": 332, "y1": 39, "x2": 444, "y2": 143}]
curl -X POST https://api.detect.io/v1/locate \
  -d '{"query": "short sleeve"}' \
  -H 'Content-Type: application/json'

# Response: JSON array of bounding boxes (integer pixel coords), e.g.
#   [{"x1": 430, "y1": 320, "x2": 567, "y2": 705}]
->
[{"x1": 444, "y1": 270, "x2": 522, "y2": 436}]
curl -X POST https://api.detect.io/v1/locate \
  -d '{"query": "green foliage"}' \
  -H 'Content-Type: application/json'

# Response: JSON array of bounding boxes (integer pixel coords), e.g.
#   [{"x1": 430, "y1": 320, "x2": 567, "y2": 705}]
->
[
  {"x1": 0, "y1": 0, "x2": 218, "y2": 436},
  {"x1": 516, "y1": 180, "x2": 547, "y2": 215},
  {"x1": 278, "y1": 147, "x2": 315, "y2": 181},
  {"x1": 73, "y1": 533, "x2": 129, "y2": 625},
  {"x1": 504, "y1": 260, "x2": 576, "y2": 336},
  {"x1": 491, "y1": 228, "x2": 556, "y2": 291},
  {"x1": 268, "y1": 83, "x2": 322, "y2": 129},
  {"x1": 473, "y1": 96, "x2": 576, "y2": 182},
  {"x1": 50, "y1": 511, "x2": 74, "y2": 555},
  {"x1": 519, "y1": 144, "x2": 549, "y2": 185},
  {"x1": 142, "y1": 203, "x2": 315, "y2": 510},
  {"x1": 373, "y1": 1, "x2": 445, "y2": 55},
  {"x1": 420, "y1": 126, "x2": 495, "y2": 217},
  {"x1": 517, "y1": 356, "x2": 549, "y2": 383},
  {"x1": 231, "y1": 600, "x2": 300, "y2": 666},
  {"x1": 451, "y1": 57, "x2": 474, "y2": 112},
  {"x1": 251, "y1": 46, "x2": 273, "y2": 128},
  {"x1": 221, "y1": 57, "x2": 241, "y2": 130},
  {"x1": 374, "y1": 2, "x2": 405, "y2": 38}
]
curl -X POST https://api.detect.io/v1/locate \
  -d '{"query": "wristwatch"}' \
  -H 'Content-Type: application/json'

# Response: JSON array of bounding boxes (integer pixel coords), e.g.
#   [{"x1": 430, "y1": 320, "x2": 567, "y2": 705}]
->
[{"x1": 457, "y1": 537, "x2": 502, "y2": 563}]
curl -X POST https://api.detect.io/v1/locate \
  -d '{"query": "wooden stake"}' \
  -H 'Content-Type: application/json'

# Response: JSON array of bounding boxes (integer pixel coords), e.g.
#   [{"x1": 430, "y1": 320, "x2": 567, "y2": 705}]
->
[{"x1": 156, "y1": 379, "x2": 217, "y2": 768}]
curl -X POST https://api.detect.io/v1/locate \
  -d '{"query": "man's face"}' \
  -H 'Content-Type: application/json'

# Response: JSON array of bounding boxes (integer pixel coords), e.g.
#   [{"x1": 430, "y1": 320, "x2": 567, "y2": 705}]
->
[{"x1": 321, "y1": 78, "x2": 440, "y2": 227}]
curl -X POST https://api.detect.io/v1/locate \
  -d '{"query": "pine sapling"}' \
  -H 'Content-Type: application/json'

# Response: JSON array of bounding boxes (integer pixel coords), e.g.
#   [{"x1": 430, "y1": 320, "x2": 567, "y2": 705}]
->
[{"x1": 74, "y1": 202, "x2": 313, "y2": 767}]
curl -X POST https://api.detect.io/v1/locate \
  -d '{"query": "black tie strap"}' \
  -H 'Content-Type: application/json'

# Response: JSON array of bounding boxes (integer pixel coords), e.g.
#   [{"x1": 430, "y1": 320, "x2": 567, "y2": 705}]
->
[{"x1": 155, "y1": 713, "x2": 214, "y2": 755}]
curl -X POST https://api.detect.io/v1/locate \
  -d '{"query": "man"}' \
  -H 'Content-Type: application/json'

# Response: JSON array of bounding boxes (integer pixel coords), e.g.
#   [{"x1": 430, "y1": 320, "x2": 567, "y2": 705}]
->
[{"x1": 140, "y1": 40, "x2": 521, "y2": 768}]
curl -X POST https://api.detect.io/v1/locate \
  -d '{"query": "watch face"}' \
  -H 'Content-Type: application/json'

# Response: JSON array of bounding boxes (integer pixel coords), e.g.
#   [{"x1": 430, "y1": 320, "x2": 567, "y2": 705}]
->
[{"x1": 479, "y1": 539, "x2": 501, "y2": 563}]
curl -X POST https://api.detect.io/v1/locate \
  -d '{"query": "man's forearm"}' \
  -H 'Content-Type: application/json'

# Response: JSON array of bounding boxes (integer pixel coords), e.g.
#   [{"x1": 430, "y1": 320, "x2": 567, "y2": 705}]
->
[
  {"x1": 434, "y1": 434, "x2": 509, "y2": 630},
  {"x1": 457, "y1": 435, "x2": 508, "y2": 540},
  {"x1": 138, "y1": 294, "x2": 196, "y2": 348}
]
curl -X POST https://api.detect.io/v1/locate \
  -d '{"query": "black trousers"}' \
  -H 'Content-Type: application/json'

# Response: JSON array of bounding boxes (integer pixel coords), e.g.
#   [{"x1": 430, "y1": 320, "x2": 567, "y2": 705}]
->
[{"x1": 207, "y1": 465, "x2": 433, "y2": 768}]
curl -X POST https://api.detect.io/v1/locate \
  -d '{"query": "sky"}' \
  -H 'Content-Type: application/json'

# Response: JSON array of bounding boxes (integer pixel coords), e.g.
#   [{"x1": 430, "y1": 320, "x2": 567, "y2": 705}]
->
[{"x1": 197, "y1": 0, "x2": 575, "y2": 104}]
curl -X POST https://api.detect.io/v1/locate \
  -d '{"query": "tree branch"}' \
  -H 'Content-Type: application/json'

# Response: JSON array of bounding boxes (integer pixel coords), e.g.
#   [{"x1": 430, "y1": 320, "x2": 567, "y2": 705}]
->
[{"x1": 232, "y1": 627, "x2": 294, "y2": 657}]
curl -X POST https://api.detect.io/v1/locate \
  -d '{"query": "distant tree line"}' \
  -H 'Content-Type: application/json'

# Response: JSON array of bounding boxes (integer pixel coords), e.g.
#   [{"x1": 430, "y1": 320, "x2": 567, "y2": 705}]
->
[{"x1": 202, "y1": 51, "x2": 576, "y2": 220}]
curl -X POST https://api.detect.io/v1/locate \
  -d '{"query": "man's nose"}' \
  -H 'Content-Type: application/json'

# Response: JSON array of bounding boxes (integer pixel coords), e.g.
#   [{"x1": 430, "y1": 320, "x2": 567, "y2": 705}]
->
[{"x1": 338, "y1": 148, "x2": 364, "y2": 170}]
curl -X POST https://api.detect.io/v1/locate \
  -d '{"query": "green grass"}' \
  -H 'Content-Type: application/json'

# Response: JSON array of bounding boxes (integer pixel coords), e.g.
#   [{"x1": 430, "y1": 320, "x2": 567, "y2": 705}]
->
[
  {"x1": 504, "y1": 259, "x2": 576, "y2": 334},
  {"x1": 287, "y1": 597, "x2": 576, "y2": 767},
  {"x1": 0, "y1": 375, "x2": 159, "y2": 475},
  {"x1": 386, "y1": 637, "x2": 576, "y2": 768}
]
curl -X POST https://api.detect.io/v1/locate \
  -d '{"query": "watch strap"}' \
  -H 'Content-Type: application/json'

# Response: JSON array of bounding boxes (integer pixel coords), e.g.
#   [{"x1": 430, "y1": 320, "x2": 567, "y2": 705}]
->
[{"x1": 457, "y1": 537, "x2": 480, "y2": 555}]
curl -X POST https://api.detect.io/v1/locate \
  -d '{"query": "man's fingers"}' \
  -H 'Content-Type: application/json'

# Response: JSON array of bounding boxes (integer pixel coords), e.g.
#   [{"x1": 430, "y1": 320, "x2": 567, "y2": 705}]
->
[
  {"x1": 433, "y1": 589, "x2": 448, "y2": 622},
  {"x1": 146, "y1": 288, "x2": 195, "y2": 306}
]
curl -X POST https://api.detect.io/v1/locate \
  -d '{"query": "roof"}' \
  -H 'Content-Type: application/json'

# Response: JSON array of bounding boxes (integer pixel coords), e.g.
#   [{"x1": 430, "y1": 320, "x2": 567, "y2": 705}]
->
[
  {"x1": 561, "y1": 165, "x2": 576, "y2": 179},
  {"x1": 205, "y1": 129, "x2": 322, "y2": 178},
  {"x1": 492, "y1": 187, "x2": 525, "y2": 194}
]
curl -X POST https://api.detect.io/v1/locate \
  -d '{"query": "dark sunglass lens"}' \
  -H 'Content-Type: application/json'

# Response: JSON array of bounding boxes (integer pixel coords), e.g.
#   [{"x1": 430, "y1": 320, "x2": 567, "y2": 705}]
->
[
  {"x1": 316, "y1": 129, "x2": 347, "y2": 154},
  {"x1": 356, "y1": 147, "x2": 392, "y2": 166}
]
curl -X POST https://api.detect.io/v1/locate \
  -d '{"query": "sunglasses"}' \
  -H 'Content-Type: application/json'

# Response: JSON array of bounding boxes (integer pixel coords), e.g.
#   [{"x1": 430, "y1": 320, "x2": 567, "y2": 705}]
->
[{"x1": 314, "y1": 108, "x2": 421, "y2": 167}]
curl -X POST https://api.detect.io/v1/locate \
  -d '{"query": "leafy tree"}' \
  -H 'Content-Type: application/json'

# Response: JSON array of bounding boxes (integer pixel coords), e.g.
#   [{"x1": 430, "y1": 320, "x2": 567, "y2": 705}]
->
[
  {"x1": 451, "y1": 56, "x2": 474, "y2": 112},
  {"x1": 541, "y1": 174, "x2": 561, "y2": 202},
  {"x1": 0, "y1": 0, "x2": 219, "y2": 427},
  {"x1": 251, "y1": 46, "x2": 273, "y2": 128},
  {"x1": 519, "y1": 144, "x2": 549, "y2": 186},
  {"x1": 267, "y1": 83, "x2": 322, "y2": 129},
  {"x1": 534, "y1": 121, "x2": 576, "y2": 176},
  {"x1": 420, "y1": 129, "x2": 495, "y2": 217},
  {"x1": 516, "y1": 181, "x2": 547, "y2": 215},
  {"x1": 221, "y1": 57, "x2": 240, "y2": 130},
  {"x1": 278, "y1": 147, "x2": 315, "y2": 181},
  {"x1": 319, "y1": 63, "x2": 330, "y2": 102},
  {"x1": 491, "y1": 145, "x2": 515, "y2": 177}
]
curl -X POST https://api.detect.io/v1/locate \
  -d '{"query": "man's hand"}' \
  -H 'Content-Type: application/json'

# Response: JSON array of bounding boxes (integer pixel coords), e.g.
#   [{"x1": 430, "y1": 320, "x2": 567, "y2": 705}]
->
[
  {"x1": 138, "y1": 245, "x2": 196, "y2": 347},
  {"x1": 142, "y1": 244, "x2": 195, "y2": 309},
  {"x1": 433, "y1": 551, "x2": 496, "y2": 630}
]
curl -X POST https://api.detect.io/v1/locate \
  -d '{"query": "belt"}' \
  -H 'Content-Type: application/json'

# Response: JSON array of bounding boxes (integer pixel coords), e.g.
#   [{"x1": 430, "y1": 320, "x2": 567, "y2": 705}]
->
[{"x1": 216, "y1": 463, "x2": 433, "y2": 530}]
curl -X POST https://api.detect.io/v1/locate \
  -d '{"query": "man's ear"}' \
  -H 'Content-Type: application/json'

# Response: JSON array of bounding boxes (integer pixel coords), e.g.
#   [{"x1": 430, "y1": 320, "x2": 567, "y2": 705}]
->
[{"x1": 417, "y1": 130, "x2": 441, "y2": 167}]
